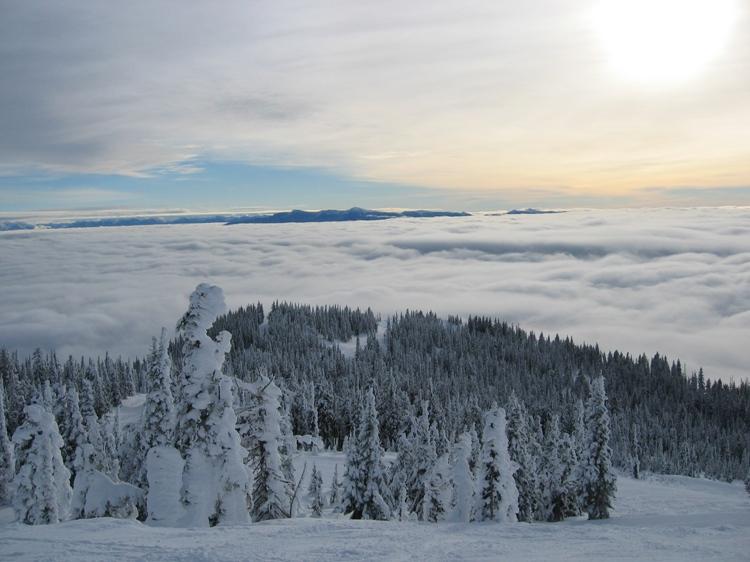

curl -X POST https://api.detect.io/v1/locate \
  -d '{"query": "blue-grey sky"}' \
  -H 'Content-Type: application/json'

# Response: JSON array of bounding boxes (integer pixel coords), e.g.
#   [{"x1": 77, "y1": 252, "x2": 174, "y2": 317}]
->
[{"x1": 1, "y1": 0, "x2": 748, "y2": 212}]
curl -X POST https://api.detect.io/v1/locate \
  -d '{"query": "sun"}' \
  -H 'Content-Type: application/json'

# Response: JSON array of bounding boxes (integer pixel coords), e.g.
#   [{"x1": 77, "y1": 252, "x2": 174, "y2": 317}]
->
[{"x1": 594, "y1": 0, "x2": 738, "y2": 85}]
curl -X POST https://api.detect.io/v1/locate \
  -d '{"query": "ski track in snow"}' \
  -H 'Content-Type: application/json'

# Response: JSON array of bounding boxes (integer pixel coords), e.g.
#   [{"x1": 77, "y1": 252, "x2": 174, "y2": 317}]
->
[{"x1": 1, "y1": 451, "x2": 748, "y2": 561}]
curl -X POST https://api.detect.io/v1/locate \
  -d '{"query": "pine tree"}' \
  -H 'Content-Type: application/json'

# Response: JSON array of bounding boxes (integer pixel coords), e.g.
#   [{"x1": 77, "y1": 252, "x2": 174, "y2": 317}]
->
[
  {"x1": 142, "y1": 329, "x2": 176, "y2": 450},
  {"x1": 583, "y1": 376, "x2": 617, "y2": 520},
  {"x1": 542, "y1": 415, "x2": 564, "y2": 522},
  {"x1": 57, "y1": 387, "x2": 86, "y2": 479},
  {"x1": 630, "y1": 422, "x2": 642, "y2": 480},
  {"x1": 449, "y1": 432, "x2": 474, "y2": 522},
  {"x1": 475, "y1": 406, "x2": 518, "y2": 523},
  {"x1": 308, "y1": 463, "x2": 324, "y2": 517},
  {"x1": 248, "y1": 376, "x2": 292, "y2": 522},
  {"x1": 342, "y1": 387, "x2": 391, "y2": 520},
  {"x1": 12, "y1": 403, "x2": 72, "y2": 524},
  {"x1": 329, "y1": 464, "x2": 342, "y2": 509},
  {"x1": 173, "y1": 284, "x2": 251, "y2": 526},
  {"x1": 79, "y1": 379, "x2": 105, "y2": 473},
  {"x1": 423, "y1": 452, "x2": 450, "y2": 522},
  {"x1": 395, "y1": 484, "x2": 411, "y2": 521},
  {"x1": 505, "y1": 393, "x2": 538, "y2": 522},
  {"x1": 0, "y1": 380, "x2": 15, "y2": 505}
]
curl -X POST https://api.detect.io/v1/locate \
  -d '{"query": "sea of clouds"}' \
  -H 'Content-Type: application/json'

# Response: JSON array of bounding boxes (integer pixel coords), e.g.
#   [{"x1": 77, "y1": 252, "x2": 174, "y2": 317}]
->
[{"x1": 1, "y1": 207, "x2": 748, "y2": 382}]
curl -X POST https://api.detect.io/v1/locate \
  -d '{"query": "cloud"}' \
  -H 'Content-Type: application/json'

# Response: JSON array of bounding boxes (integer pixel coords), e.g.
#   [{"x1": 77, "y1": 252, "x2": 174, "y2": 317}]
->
[
  {"x1": 1, "y1": 208, "x2": 749, "y2": 383},
  {"x1": 1, "y1": 1, "x2": 748, "y2": 194}
]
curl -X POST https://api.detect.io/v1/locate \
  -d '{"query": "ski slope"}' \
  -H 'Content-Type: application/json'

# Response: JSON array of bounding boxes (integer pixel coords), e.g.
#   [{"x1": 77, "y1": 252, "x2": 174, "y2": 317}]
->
[{"x1": 1, "y1": 451, "x2": 748, "y2": 561}]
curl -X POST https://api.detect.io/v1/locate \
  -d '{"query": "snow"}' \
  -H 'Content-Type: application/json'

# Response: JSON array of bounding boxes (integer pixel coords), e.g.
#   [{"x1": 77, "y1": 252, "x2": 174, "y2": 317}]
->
[
  {"x1": 2, "y1": 451, "x2": 748, "y2": 560},
  {"x1": 118, "y1": 394, "x2": 147, "y2": 430}
]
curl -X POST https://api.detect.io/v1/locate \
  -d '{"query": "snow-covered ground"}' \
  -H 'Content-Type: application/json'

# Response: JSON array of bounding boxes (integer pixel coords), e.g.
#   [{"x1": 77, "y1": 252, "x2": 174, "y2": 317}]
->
[{"x1": 1, "y1": 451, "x2": 748, "y2": 561}]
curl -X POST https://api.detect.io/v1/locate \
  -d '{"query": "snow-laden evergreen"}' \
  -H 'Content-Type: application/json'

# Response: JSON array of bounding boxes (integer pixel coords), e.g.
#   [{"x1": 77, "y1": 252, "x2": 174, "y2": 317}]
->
[
  {"x1": 142, "y1": 329, "x2": 175, "y2": 451},
  {"x1": 11, "y1": 403, "x2": 72, "y2": 524},
  {"x1": 329, "y1": 464, "x2": 341, "y2": 509},
  {"x1": 247, "y1": 376, "x2": 293, "y2": 522},
  {"x1": 172, "y1": 284, "x2": 251, "y2": 527},
  {"x1": 57, "y1": 386, "x2": 86, "y2": 479},
  {"x1": 449, "y1": 432, "x2": 474, "y2": 522},
  {"x1": 423, "y1": 452, "x2": 450, "y2": 522},
  {"x1": 0, "y1": 380, "x2": 15, "y2": 505},
  {"x1": 475, "y1": 406, "x2": 519, "y2": 523},
  {"x1": 308, "y1": 463, "x2": 324, "y2": 517},
  {"x1": 583, "y1": 376, "x2": 617, "y2": 520},
  {"x1": 506, "y1": 392, "x2": 539, "y2": 522},
  {"x1": 342, "y1": 387, "x2": 391, "y2": 520}
]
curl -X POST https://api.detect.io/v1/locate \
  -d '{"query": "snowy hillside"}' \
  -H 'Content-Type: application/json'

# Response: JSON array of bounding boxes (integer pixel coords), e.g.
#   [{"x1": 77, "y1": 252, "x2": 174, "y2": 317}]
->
[{"x1": 1, "y1": 450, "x2": 748, "y2": 561}]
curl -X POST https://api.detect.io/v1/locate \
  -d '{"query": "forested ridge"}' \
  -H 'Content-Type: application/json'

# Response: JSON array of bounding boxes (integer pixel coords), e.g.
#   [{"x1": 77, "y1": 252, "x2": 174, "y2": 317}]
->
[{"x1": 2, "y1": 299, "x2": 748, "y2": 483}]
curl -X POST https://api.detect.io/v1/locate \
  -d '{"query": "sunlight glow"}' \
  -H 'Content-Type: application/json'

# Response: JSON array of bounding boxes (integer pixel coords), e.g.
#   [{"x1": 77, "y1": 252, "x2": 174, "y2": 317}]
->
[{"x1": 594, "y1": 0, "x2": 738, "y2": 85}]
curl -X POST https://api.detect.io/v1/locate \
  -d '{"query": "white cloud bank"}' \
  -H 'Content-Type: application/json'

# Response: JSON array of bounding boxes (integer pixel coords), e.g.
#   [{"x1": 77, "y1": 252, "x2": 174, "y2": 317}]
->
[{"x1": 1, "y1": 208, "x2": 748, "y2": 382}]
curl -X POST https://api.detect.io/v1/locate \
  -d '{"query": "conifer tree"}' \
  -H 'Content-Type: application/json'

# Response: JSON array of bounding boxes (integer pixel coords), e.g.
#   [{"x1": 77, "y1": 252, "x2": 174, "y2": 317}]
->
[
  {"x1": 630, "y1": 422, "x2": 642, "y2": 480},
  {"x1": 57, "y1": 387, "x2": 86, "y2": 479},
  {"x1": 395, "y1": 484, "x2": 411, "y2": 521},
  {"x1": 308, "y1": 463, "x2": 324, "y2": 517},
  {"x1": 142, "y1": 329, "x2": 176, "y2": 450},
  {"x1": 329, "y1": 464, "x2": 341, "y2": 509},
  {"x1": 449, "y1": 432, "x2": 474, "y2": 522},
  {"x1": 173, "y1": 284, "x2": 250, "y2": 526},
  {"x1": 475, "y1": 406, "x2": 518, "y2": 523},
  {"x1": 0, "y1": 380, "x2": 15, "y2": 505},
  {"x1": 342, "y1": 387, "x2": 391, "y2": 520},
  {"x1": 506, "y1": 393, "x2": 538, "y2": 522},
  {"x1": 248, "y1": 376, "x2": 292, "y2": 522},
  {"x1": 583, "y1": 376, "x2": 617, "y2": 520},
  {"x1": 423, "y1": 452, "x2": 450, "y2": 522},
  {"x1": 542, "y1": 415, "x2": 564, "y2": 522},
  {"x1": 12, "y1": 403, "x2": 72, "y2": 524}
]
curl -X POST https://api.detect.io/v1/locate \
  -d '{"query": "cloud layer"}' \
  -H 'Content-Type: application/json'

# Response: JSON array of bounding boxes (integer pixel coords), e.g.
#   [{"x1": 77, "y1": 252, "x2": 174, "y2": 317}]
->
[
  {"x1": 1, "y1": 1, "x2": 749, "y2": 196},
  {"x1": 1, "y1": 208, "x2": 749, "y2": 382}
]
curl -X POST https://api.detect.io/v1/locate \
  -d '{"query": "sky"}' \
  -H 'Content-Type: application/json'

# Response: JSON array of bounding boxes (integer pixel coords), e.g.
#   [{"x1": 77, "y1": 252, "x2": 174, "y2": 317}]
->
[
  {"x1": 1, "y1": 0, "x2": 749, "y2": 212},
  {"x1": 2, "y1": 208, "x2": 748, "y2": 382}
]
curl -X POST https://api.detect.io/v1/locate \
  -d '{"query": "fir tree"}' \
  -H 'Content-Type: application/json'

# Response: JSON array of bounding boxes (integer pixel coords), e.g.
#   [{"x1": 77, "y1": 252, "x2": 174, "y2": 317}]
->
[
  {"x1": 57, "y1": 387, "x2": 86, "y2": 479},
  {"x1": 142, "y1": 329, "x2": 176, "y2": 450},
  {"x1": 583, "y1": 376, "x2": 617, "y2": 520},
  {"x1": 449, "y1": 432, "x2": 474, "y2": 522},
  {"x1": 12, "y1": 404, "x2": 72, "y2": 524},
  {"x1": 0, "y1": 380, "x2": 15, "y2": 505},
  {"x1": 505, "y1": 393, "x2": 538, "y2": 522},
  {"x1": 630, "y1": 422, "x2": 642, "y2": 480},
  {"x1": 329, "y1": 464, "x2": 342, "y2": 509},
  {"x1": 248, "y1": 376, "x2": 292, "y2": 522},
  {"x1": 475, "y1": 406, "x2": 518, "y2": 523},
  {"x1": 173, "y1": 284, "x2": 251, "y2": 526},
  {"x1": 423, "y1": 452, "x2": 450, "y2": 522},
  {"x1": 308, "y1": 463, "x2": 324, "y2": 517},
  {"x1": 342, "y1": 387, "x2": 391, "y2": 520}
]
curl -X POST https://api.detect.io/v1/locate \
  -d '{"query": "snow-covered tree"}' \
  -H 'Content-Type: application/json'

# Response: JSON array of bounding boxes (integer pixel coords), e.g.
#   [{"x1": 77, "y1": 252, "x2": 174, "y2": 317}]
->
[
  {"x1": 449, "y1": 432, "x2": 474, "y2": 522},
  {"x1": 0, "y1": 380, "x2": 16, "y2": 505},
  {"x1": 389, "y1": 403, "x2": 435, "y2": 519},
  {"x1": 342, "y1": 387, "x2": 391, "y2": 520},
  {"x1": 247, "y1": 376, "x2": 292, "y2": 522},
  {"x1": 142, "y1": 329, "x2": 175, "y2": 451},
  {"x1": 475, "y1": 406, "x2": 518, "y2": 523},
  {"x1": 173, "y1": 284, "x2": 251, "y2": 526},
  {"x1": 630, "y1": 422, "x2": 642, "y2": 480},
  {"x1": 423, "y1": 452, "x2": 450, "y2": 522},
  {"x1": 583, "y1": 376, "x2": 617, "y2": 520},
  {"x1": 57, "y1": 387, "x2": 86, "y2": 479},
  {"x1": 308, "y1": 463, "x2": 324, "y2": 517},
  {"x1": 395, "y1": 485, "x2": 412, "y2": 521},
  {"x1": 79, "y1": 379, "x2": 105, "y2": 473},
  {"x1": 506, "y1": 393, "x2": 538, "y2": 522},
  {"x1": 329, "y1": 464, "x2": 341, "y2": 510},
  {"x1": 541, "y1": 415, "x2": 563, "y2": 522},
  {"x1": 12, "y1": 404, "x2": 72, "y2": 524}
]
